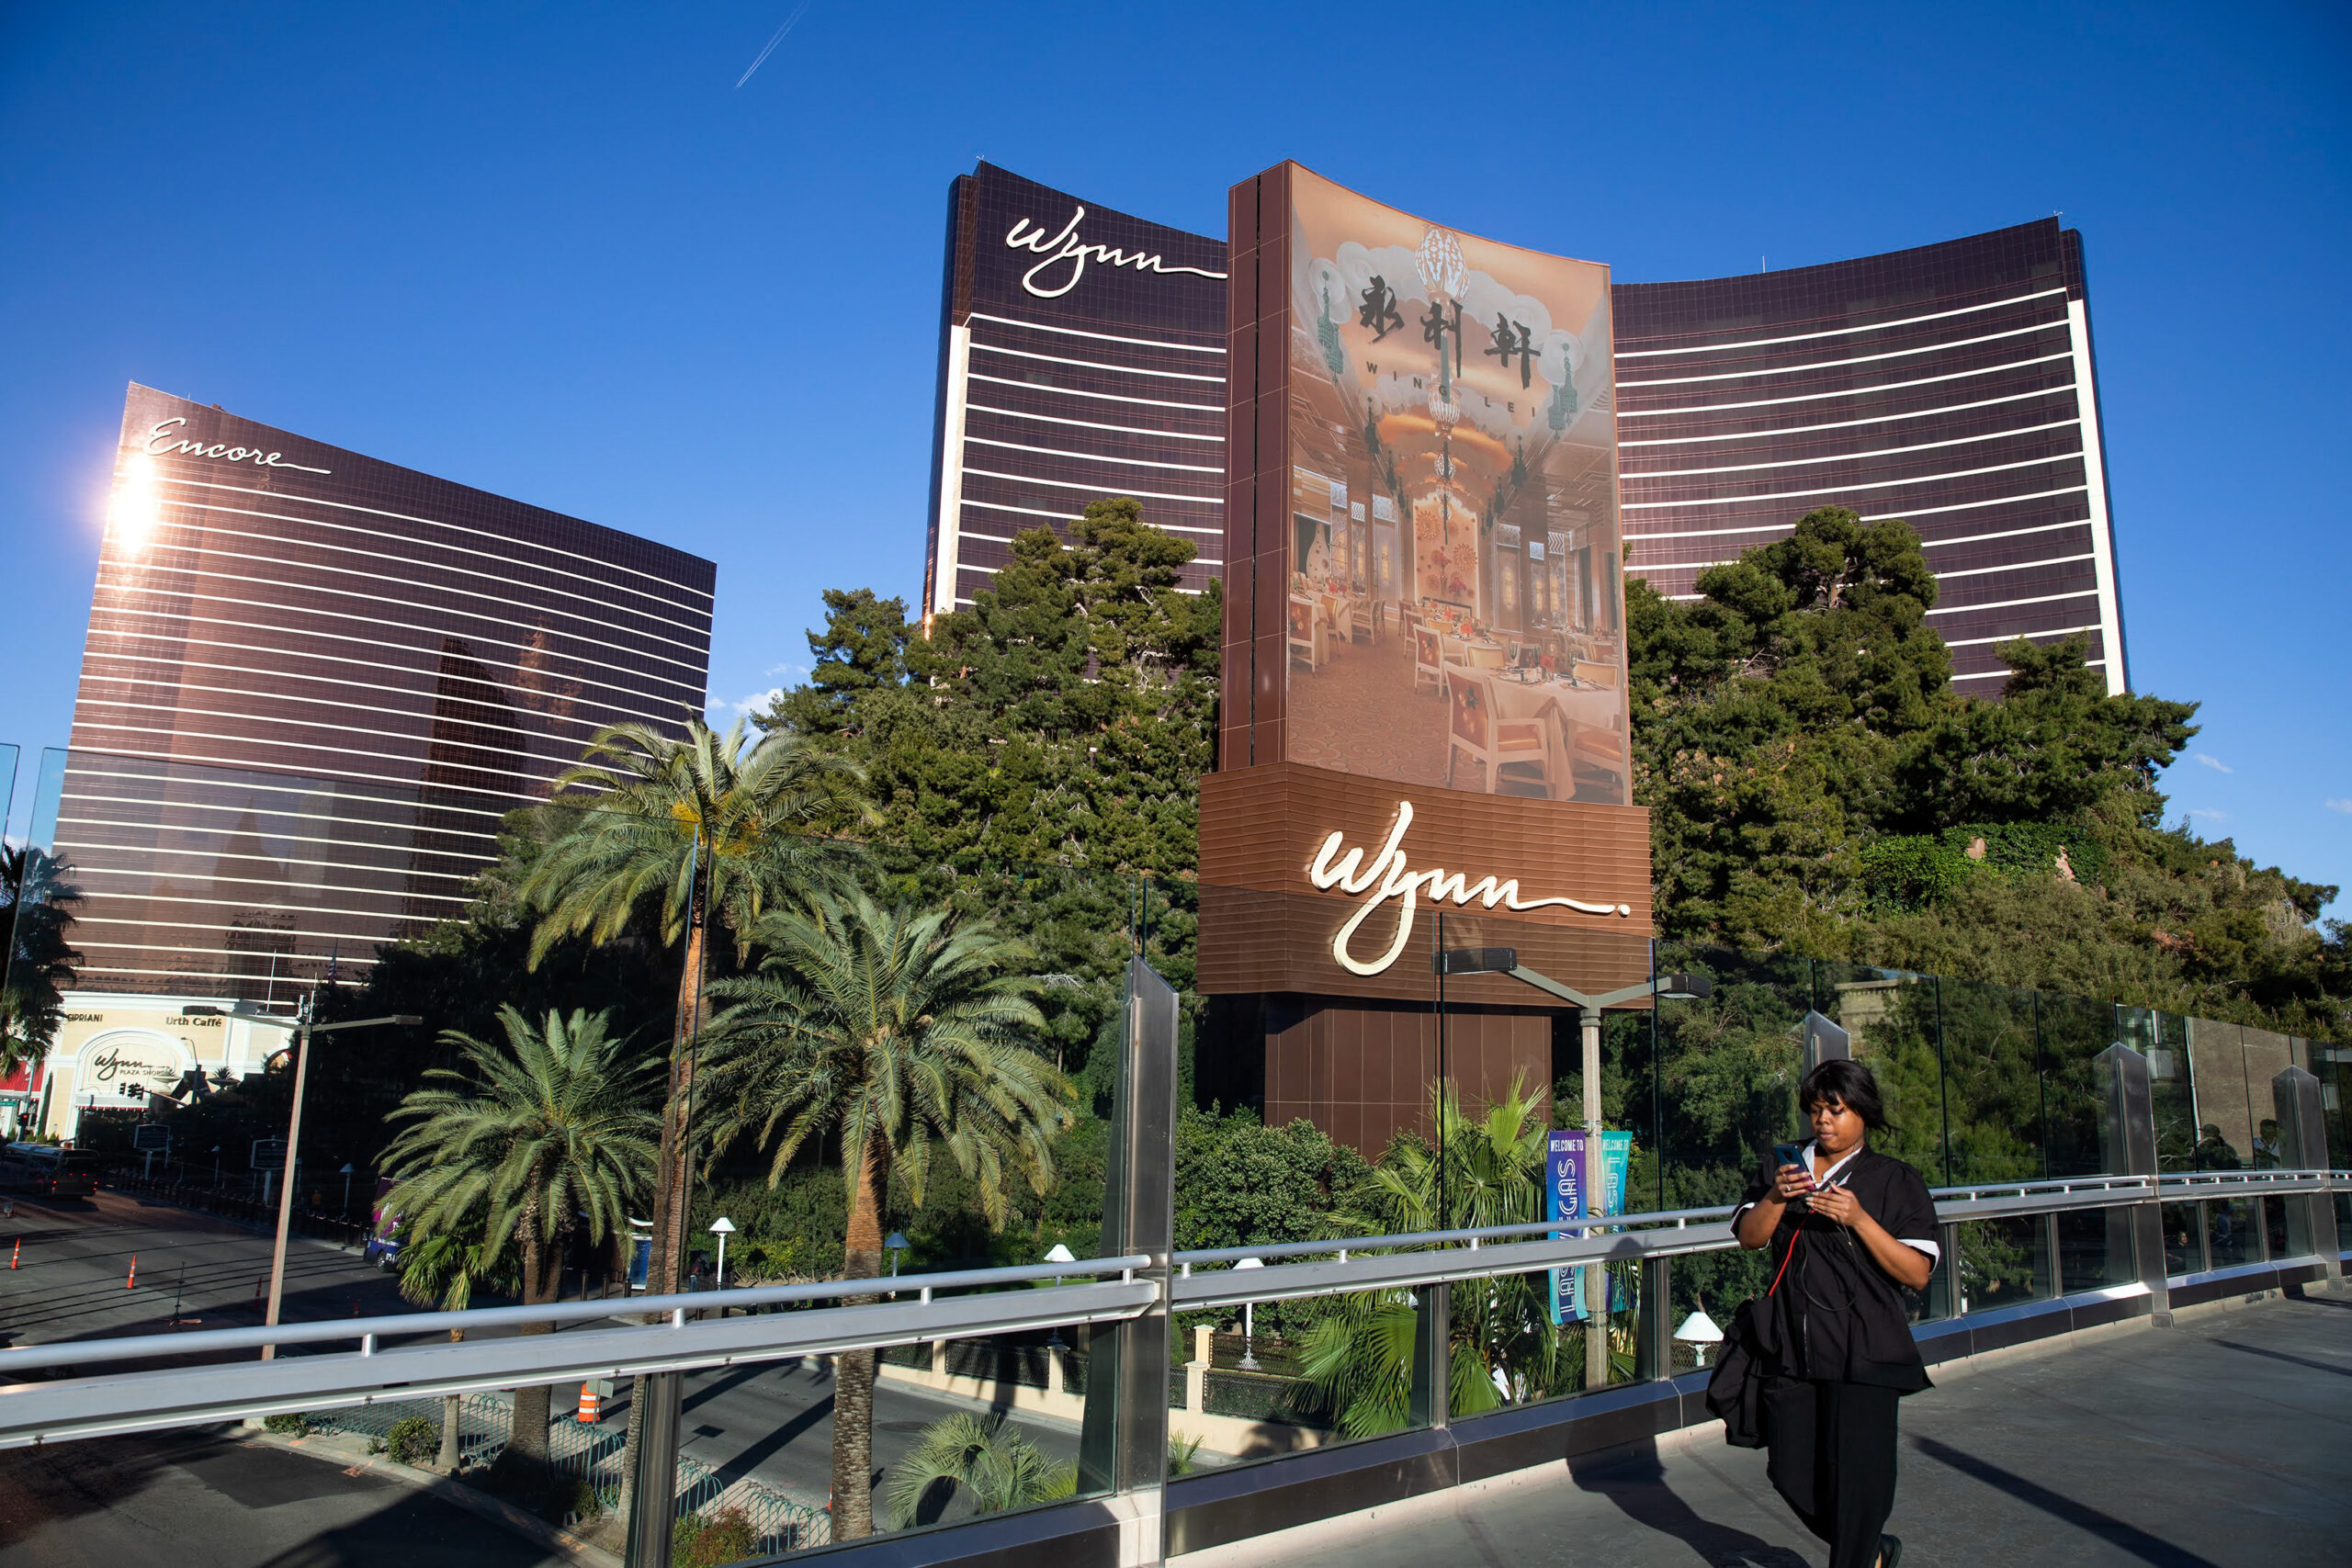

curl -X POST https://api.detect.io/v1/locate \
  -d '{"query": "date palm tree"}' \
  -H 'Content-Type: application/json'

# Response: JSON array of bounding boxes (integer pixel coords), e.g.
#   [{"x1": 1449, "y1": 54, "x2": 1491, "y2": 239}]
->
[
  {"x1": 1, "y1": 844, "x2": 83, "y2": 1076},
  {"x1": 394, "y1": 1225, "x2": 518, "y2": 1471},
  {"x1": 519, "y1": 718, "x2": 868, "y2": 1297},
  {"x1": 886, "y1": 1413, "x2": 1075, "y2": 1528},
  {"x1": 700, "y1": 894, "x2": 1073, "y2": 1540},
  {"x1": 380, "y1": 1006, "x2": 658, "y2": 1484}
]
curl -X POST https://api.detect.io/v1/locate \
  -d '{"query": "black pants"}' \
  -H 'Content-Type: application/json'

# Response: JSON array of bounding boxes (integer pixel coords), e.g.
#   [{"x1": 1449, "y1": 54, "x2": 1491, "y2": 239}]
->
[{"x1": 1761, "y1": 1376, "x2": 1900, "y2": 1568}]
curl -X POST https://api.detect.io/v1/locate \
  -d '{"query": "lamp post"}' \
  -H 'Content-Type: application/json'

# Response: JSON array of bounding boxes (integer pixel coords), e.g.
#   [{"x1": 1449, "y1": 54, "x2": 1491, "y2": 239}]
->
[
  {"x1": 189, "y1": 1001, "x2": 418, "y2": 1359},
  {"x1": 338, "y1": 1162, "x2": 356, "y2": 1217},
  {"x1": 1234, "y1": 1257, "x2": 1264, "y2": 1371},
  {"x1": 884, "y1": 1231, "x2": 910, "y2": 1283},
  {"x1": 1430, "y1": 953, "x2": 1712, "y2": 1389},
  {"x1": 1042, "y1": 1244, "x2": 1076, "y2": 1351},
  {"x1": 707, "y1": 1216, "x2": 734, "y2": 1292}
]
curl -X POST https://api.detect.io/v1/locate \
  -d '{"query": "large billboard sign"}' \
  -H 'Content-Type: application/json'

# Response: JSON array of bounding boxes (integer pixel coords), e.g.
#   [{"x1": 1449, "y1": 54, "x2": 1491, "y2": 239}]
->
[
  {"x1": 1270, "y1": 164, "x2": 1627, "y2": 804},
  {"x1": 1204, "y1": 163, "x2": 1650, "y2": 1007}
]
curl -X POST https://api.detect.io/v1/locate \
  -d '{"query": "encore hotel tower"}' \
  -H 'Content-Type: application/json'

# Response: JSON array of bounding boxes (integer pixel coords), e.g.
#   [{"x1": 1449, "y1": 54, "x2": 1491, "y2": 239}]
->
[
  {"x1": 57, "y1": 385, "x2": 715, "y2": 1020},
  {"x1": 923, "y1": 164, "x2": 2126, "y2": 692}
]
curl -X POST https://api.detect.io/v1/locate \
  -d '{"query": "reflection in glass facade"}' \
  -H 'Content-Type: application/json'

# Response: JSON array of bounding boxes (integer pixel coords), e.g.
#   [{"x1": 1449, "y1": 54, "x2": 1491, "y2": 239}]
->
[
  {"x1": 61, "y1": 383, "x2": 716, "y2": 1003},
  {"x1": 922, "y1": 163, "x2": 1229, "y2": 615},
  {"x1": 924, "y1": 175, "x2": 2131, "y2": 695},
  {"x1": 1614, "y1": 221, "x2": 2128, "y2": 693}
]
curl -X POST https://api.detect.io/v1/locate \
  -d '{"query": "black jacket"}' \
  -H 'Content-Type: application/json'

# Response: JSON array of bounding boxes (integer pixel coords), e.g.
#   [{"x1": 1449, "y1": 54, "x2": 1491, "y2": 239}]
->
[{"x1": 1729, "y1": 1145, "x2": 1939, "y2": 1393}]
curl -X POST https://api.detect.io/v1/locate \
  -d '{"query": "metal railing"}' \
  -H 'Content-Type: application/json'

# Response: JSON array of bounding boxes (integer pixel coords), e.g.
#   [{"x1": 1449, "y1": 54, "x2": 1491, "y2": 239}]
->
[{"x1": 2, "y1": 1177, "x2": 2338, "y2": 1454}]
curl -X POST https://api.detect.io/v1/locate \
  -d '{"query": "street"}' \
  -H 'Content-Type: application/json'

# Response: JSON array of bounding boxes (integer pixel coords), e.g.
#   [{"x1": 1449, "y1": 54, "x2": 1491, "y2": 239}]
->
[{"x1": 0, "y1": 1188, "x2": 1084, "y2": 1542}]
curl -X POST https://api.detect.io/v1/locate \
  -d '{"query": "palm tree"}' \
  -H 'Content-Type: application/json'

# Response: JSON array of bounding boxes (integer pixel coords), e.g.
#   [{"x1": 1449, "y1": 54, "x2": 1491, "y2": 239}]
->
[
  {"x1": 885, "y1": 1414, "x2": 1075, "y2": 1528},
  {"x1": 700, "y1": 894, "x2": 1073, "y2": 1540},
  {"x1": 380, "y1": 1006, "x2": 659, "y2": 1483},
  {"x1": 519, "y1": 718, "x2": 867, "y2": 1297},
  {"x1": 1, "y1": 845, "x2": 83, "y2": 1076},
  {"x1": 394, "y1": 1225, "x2": 518, "y2": 1472},
  {"x1": 1302, "y1": 1076, "x2": 1603, "y2": 1436}
]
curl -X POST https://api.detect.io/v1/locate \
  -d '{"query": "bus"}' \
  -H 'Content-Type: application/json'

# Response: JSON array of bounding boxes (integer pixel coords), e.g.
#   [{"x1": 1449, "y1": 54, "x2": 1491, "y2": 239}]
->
[{"x1": 0, "y1": 1143, "x2": 104, "y2": 1198}]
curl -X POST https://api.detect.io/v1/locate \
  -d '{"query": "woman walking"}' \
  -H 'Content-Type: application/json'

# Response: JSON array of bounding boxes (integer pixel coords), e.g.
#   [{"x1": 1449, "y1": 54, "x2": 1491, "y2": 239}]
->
[{"x1": 1734, "y1": 1058, "x2": 1939, "y2": 1568}]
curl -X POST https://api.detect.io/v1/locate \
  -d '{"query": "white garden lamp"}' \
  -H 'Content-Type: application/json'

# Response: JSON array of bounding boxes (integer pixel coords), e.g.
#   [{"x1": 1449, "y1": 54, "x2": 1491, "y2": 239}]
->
[
  {"x1": 1675, "y1": 1308, "x2": 1724, "y2": 1367},
  {"x1": 708, "y1": 1216, "x2": 735, "y2": 1292},
  {"x1": 1234, "y1": 1257, "x2": 1265, "y2": 1371}
]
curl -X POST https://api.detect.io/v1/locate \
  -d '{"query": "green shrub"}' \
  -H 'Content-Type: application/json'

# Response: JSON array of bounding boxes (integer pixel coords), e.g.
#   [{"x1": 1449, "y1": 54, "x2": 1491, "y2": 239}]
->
[
  {"x1": 559, "y1": 1477, "x2": 602, "y2": 1523},
  {"x1": 262, "y1": 1413, "x2": 310, "y2": 1436},
  {"x1": 673, "y1": 1507, "x2": 757, "y2": 1568},
  {"x1": 386, "y1": 1415, "x2": 436, "y2": 1466}
]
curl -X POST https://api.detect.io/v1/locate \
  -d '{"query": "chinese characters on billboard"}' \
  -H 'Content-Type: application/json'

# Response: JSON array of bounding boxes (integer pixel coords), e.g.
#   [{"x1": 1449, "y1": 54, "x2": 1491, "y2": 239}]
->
[{"x1": 1280, "y1": 168, "x2": 1627, "y2": 805}]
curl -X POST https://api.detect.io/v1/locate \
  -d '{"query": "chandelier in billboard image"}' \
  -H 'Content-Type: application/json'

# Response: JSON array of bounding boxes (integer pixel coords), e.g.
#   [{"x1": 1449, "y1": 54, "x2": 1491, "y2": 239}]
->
[{"x1": 1283, "y1": 169, "x2": 1626, "y2": 807}]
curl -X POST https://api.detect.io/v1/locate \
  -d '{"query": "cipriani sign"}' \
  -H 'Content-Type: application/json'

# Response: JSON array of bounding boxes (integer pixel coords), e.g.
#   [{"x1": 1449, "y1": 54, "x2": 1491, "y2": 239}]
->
[
  {"x1": 1004, "y1": 207, "x2": 1227, "y2": 299},
  {"x1": 1307, "y1": 801, "x2": 1633, "y2": 976},
  {"x1": 144, "y1": 418, "x2": 331, "y2": 475}
]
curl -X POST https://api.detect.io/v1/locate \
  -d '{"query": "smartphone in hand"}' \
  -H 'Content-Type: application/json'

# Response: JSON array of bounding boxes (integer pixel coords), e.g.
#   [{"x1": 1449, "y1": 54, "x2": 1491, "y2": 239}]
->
[{"x1": 1771, "y1": 1143, "x2": 1813, "y2": 1191}]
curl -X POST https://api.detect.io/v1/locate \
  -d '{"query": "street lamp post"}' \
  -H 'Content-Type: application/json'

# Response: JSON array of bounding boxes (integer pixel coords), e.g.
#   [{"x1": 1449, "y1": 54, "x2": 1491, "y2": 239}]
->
[
  {"x1": 190, "y1": 1002, "x2": 418, "y2": 1359},
  {"x1": 1431, "y1": 952, "x2": 1712, "y2": 1390},
  {"x1": 338, "y1": 1162, "x2": 356, "y2": 1217},
  {"x1": 1234, "y1": 1257, "x2": 1264, "y2": 1371},
  {"x1": 884, "y1": 1231, "x2": 910, "y2": 1295},
  {"x1": 707, "y1": 1216, "x2": 734, "y2": 1293}
]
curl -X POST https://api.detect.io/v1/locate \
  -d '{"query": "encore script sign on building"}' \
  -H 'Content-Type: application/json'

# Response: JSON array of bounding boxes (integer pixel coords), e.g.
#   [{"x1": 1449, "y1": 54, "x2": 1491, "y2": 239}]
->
[{"x1": 1201, "y1": 163, "x2": 1652, "y2": 1007}]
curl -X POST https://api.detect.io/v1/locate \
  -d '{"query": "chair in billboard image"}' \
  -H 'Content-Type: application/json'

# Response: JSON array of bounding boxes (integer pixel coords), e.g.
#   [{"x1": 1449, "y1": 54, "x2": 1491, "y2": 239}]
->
[
  {"x1": 1446, "y1": 671, "x2": 1557, "y2": 796},
  {"x1": 1288, "y1": 594, "x2": 1325, "y2": 672},
  {"x1": 1571, "y1": 716, "x2": 1627, "y2": 800},
  {"x1": 1572, "y1": 659, "x2": 1619, "y2": 689},
  {"x1": 1414, "y1": 624, "x2": 1444, "y2": 693},
  {"x1": 1349, "y1": 596, "x2": 1377, "y2": 643}
]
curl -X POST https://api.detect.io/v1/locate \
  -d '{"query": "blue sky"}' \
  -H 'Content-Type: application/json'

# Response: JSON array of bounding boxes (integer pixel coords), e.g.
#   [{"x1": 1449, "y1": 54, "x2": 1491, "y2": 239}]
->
[{"x1": 3, "y1": 3, "x2": 2346, "y2": 909}]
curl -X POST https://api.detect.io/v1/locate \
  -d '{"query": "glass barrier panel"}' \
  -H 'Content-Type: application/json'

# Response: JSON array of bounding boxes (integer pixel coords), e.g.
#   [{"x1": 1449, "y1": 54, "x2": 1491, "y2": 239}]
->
[
  {"x1": 2054, "y1": 1208, "x2": 2122, "y2": 1293},
  {"x1": 2123, "y1": 1009, "x2": 2200, "y2": 1171},
  {"x1": 2186, "y1": 1019, "x2": 2254, "y2": 1170},
  {"x1": 1937, "y1": 977, "x2": 2044, "y2": 1181},
  {"x1": 2037, "y1": 991, "x2": 2117, "y2": 1178},
  {"x1": 1954, "y1": 1215, "x2": 2049, "y2": 1312},
  {"x1": 2239, "y1": 1027, "x2": 2295, "y2": 1167},
  {"x1": 2159, "y1": 1202, "x2": 2202, "y2": 1277},
  {"x1": 1815, "y1": 961, "x2": 1948, "y2": 1182},
  {"x1": 2206, "y1": 1197, "x2": 2260, "y2": 1269}
]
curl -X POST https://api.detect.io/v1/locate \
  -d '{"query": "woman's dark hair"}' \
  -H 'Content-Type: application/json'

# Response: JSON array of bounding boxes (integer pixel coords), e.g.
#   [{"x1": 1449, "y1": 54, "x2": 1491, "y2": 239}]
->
[{"x1": 1798, "y1": 1058, "x2": 1890, "y2": 1133}]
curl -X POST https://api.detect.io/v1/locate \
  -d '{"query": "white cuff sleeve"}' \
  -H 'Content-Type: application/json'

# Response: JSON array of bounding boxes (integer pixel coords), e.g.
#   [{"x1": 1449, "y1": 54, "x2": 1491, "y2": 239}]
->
[{"x1": 1902, "y1": 1237, "x2": 1941, "y2": 1261}]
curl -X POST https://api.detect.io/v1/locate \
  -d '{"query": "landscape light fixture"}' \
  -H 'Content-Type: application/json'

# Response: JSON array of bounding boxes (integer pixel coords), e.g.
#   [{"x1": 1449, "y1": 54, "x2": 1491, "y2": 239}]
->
[
  {"x1": 707, "y1": 1216, "x2": 735, "y2": 1292},
  {"x1": 884, "y1": 1231, "x2": 910, "y2": 1280},
  {"x1": 1234, "y1": 1257, "x2": 1265, "y2": 1370}
]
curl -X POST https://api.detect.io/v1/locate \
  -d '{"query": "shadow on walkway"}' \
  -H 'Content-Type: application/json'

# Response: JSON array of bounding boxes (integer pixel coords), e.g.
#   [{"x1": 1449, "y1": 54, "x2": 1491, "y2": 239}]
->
[
  {"x1": 1568, "y1": 1440, "x2": 1809, "y2": 1568},
  {"x1": 1910, "y1": 1436, "x2": 2223, "y2": 1568}
]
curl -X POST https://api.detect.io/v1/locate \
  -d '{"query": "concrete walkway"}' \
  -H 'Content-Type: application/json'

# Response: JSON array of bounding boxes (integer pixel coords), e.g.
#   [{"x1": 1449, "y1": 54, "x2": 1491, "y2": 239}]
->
[{"x1": 1185, "y1": 1292, "x2": 2352, "y2": 1568}]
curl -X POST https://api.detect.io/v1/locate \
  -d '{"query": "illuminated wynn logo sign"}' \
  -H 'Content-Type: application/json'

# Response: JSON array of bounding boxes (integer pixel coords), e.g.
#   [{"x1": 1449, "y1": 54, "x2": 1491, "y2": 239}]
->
[
  {"x1": 1308, "y1": 801, "x2": 1631, "y2": 976},
  {"x1": 1004, "y1": 207, "x2": 1228, "y2": 299}
]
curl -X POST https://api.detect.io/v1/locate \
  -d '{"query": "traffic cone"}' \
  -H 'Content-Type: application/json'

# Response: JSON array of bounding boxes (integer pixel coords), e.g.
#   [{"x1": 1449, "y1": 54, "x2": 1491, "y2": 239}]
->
[
  {"x1": 575, "y1": 1382, "x2": 601, "y2": 1423},
  {"x1": 127, "y1": 1254, "x2": 137, "y2": 1290},
  {"x1": 9, "y1": 1237, "x2": 17, "y2": 1269}
]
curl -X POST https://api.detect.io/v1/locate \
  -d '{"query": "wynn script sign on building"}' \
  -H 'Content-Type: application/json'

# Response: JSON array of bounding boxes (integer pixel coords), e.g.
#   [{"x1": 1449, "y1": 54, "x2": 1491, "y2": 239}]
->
[{"x1": 1199, "y1": 164, "x2": 1652, "y2": 1150}]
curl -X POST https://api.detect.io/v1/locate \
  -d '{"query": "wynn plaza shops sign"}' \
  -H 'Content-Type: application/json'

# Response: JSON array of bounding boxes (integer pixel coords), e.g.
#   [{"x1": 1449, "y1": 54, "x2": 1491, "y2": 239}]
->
[{"x1": 1198, "y1": 164, "x2": 1651, "y2": 1007}]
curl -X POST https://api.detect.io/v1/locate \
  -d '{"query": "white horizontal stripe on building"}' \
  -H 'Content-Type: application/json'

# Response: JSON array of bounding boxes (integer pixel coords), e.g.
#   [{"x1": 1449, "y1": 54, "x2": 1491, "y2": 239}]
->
[
  {"x1": 77, "y1": 658, "x2": 684, "y2": 736},
  {"x1": 73, "y1": 946, "x2": 380, "y2": 966},
  {"x1": 1930, "y1": 552, "x2": 2095, "y2": 581},
  {"x1": 58, "y1": 798, "x2": 502, "y2": 843},
  {"x1": 57, "y1": 814, "x2": 497, "y2": 859},
  {"x1": 65, "y1": 886, "x2": 469, "y2": 918},
  {"x1": 961, "y1": 468, "x2": 1223, "y2": 505},
  {"x1": 962, "y1": 435, "x2": 1224, "y2": 475},
  {"x1": 946, "y1": 557, "x2": 1223, "y2": 585},
  {"x1": 1942, "y1": 623, "x2": 2103, "y2": 649},
  {"x1": 1617, "y1": 288, "x2": 2070, "y2": 358},
  {"x1": 968, "y1": 311, "x2": 1226, "y2": 355},
  {"x1": 98, "y1": 556, "x2": 712, "y2": 669},
  {"x1": 1617, "y1": 352, "x2": 2077, "y2": 419},
  {"x1": 1951, "y1": 658, "x2": 2106, "y2": 683},
  {"x1": 64, "y1": 846, "x2": 476, "y2": 885},
  {"x1": 967, "y1": 372, "x2": 1224, "y2": 414},
  {"x1": 1918, "y1": 518, "x2": 2088, "y2": 549},
  {"x1": 1925, "y1": 590, "x2": 2098, "y2": 616},
  {"x1": 73, "y1": 696, "x2": 542, "y2": 767},
  {"x1": 142, "y1": 502, "x2": 714, "y2": 635},
  {"x1": 58, "y1": 762, "x2": 514, "y2": 825},
  {"x1": 64, "y1": 725, "x2": 553, "y2": 803},
  {"x1": 1624, "y1": 419, "x2": 2080, "y2": 481},
  {"x1": 1618, "y1": 323, "x2": 2064, "y2": 389},
  {"x1": 1627, "y1": 485, "x2": 2091, "y2": 548},
  {"x1": 88, "y1": 594, "x2": 708, "y2": 695},
  {"x1": 960, "y1": 498, "x2": 1223, "y2": 536},
  {"x1": 968, "y1": 344, "x2": 1226, "y2": 384},
  {"x1": 81, "y1": 625, "x2": 693, "y2": 723},
  {"x1": 966, "y1": 404, "x2": 1225, "y2": 442},
  {"x1": 153, "y1": 477, "x2": 711, "y2": 605},
  {"x1": 1624, "y1": 456, "x2": 2072, "y2": 511},
  {"x1": 1619, "y1": 388, "x2": 2075, "y2": 448}
]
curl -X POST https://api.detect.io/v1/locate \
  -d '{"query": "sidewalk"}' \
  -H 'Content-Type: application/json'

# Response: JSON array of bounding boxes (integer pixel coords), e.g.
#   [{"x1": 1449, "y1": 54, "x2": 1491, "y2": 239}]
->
[{"x1": 1182, "y1": 1291, "x2": 2352, "y2": 1568}]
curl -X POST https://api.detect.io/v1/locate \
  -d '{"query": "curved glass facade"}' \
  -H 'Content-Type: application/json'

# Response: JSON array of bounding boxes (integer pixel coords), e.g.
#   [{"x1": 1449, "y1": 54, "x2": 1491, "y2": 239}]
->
[
  {"x1": 923, "y1": 163, "x2": 1229, "y2": 615},
  {"x1": 1613, "y1": 220, "x2": 2128, "y2": 692},
  {"x1": 61, "y1": 383, "x2": 716, "y2": 1001}
]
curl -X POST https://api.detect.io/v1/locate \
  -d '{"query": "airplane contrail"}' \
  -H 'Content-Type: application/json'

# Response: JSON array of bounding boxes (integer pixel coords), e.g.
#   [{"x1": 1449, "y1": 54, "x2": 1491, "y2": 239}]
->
[{"x1": 735, "y1": 1, "x2": 813, "y2": 89}]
